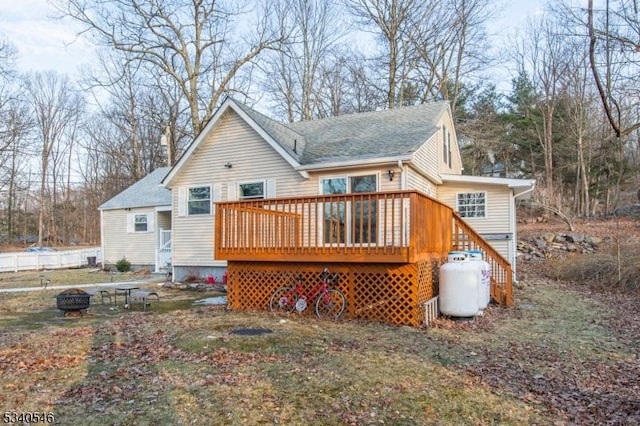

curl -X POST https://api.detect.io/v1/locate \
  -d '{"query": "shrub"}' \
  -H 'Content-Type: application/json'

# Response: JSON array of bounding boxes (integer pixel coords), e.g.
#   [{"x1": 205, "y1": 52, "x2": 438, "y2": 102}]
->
[
  {"x1": 182, "y1": 269, "x2": 205, "y2": 283},
  {"x1": 115, "y1": 257, "x2": 131, "y2": 272},
  {"x1": 549, "y1": 253, "x2": 640, "y2": 293}
]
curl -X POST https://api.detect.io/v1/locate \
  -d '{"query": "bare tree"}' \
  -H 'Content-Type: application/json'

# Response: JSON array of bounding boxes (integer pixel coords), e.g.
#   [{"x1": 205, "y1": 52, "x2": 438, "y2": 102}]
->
[
  {"x1": 538, "y1": 0, "x2": 640, "y2": 213},
  {"x1": 586, "y1": 0, "x2": 640, "y2": 138},
  {"x1": 0, "y1": 100, "x2": 33, "y2": 242},
  {"x1": 53, "y1": 0, "x2": 287, "y2": 135},
  {"x1": 22, "y1": 71, "x2": 84, "y2": 246},
  {"x1": 561, "y1": 43, "x2": 598, "y2": 217},
  {"x1": 512, "y1": 14, "x2": 572, "y2": 206},
  {"x1": 0, "y1": 37, "x2": 17, "y2": 81},
  {"x1": 263, "y1": 0, "x2": 347, "y2": 122},
  {"x1": 410, "y1": 0, "x2": 495, "y2": 114},
  {"x1": 346, "y1": 0, "x2": 426, "y2": 109}
]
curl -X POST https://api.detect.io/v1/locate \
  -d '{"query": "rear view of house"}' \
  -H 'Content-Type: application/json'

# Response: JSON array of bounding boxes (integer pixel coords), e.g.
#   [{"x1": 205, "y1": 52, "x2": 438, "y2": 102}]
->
[{"x1": 101, "y1": 98, "x2": 535, "y2": 325}]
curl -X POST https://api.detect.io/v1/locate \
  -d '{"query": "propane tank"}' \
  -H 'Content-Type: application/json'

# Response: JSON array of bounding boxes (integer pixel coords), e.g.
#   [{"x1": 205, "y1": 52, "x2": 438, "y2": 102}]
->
[
  {"x1": 467, "y1": 250, "x2": 491, "y2": 309},
  {"x1": 439, "y1": 252, "x2": 480, "y2": 317}
]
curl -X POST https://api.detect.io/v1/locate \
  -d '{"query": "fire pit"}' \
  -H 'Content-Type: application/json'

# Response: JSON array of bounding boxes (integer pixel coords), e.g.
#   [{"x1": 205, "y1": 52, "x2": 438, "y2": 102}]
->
[{"x1": 55, "y1": 288, "x2": 91, "y2": 316}]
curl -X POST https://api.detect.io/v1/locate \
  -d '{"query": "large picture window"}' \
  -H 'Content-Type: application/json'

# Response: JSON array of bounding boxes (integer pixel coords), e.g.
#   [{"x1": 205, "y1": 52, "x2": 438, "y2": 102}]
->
[
  {"x1": 188, "y1": 186, "x2": 211, "y2": 215},
  {"x1": 457, "y1": 192, "x2": 486, "y2": 218}
]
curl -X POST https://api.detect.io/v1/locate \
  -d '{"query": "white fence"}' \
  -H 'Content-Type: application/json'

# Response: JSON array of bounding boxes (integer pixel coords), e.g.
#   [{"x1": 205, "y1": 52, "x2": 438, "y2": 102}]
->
[{"x1": 0, "y1": 247, "x2": 102, "y2": 273}]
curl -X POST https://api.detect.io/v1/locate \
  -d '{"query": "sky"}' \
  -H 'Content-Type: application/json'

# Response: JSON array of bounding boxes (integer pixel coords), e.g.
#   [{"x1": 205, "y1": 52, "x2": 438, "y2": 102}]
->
[
  {"x1": 0, "y1": 0, "x2": 545, "y2": 80},
  {"x1": 0, "y1": 0, "x2": 93, "y2": 76}
]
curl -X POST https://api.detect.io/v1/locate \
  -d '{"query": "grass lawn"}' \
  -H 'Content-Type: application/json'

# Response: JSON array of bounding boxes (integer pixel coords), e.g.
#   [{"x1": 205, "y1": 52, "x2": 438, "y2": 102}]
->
[
  {"x1": 0, "y1": 268, "x2": 156, "y2": 291},
  {"x1": 0, "y1": 266, "x2": 638, "y2": 425}
]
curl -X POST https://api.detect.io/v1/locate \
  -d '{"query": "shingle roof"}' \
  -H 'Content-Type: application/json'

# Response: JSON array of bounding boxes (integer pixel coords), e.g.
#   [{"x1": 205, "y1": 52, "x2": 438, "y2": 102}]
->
[
  {"x1": 229, "y1": 100, "x2": 449, "y2": 165},
  {"x1": 231, "y1": 101, "x2": 306, "y2": 162},
  {"x1": 287, "y1": 102, "x2": 448, "y2": 164},
  {"x1": 99, "y1": 167, "x2": 171, "y2": 210},
  {"x1": 162, "y1": 98, "x2": 452, "y2": 187}
]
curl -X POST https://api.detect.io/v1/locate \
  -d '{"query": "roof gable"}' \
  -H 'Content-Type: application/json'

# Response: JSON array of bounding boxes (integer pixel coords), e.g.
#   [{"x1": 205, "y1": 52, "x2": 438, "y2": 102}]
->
[
  {"x1": 162, "y1": 98, "x2": 451, "y2": 186},
  {"x1": 162, "y1": 98, "x2": 307, "y2": 187},
  {"x1": 99, "y1": 167, "x2": 171, "y2": 210}
]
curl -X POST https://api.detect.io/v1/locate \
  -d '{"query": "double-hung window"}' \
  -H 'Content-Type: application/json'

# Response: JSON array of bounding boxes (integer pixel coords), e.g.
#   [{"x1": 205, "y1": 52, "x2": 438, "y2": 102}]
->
[
  {"x1": 188, "y1": 186, "x2": 211, "y2": 215},
  {"x1": 134, "y1": 214, "x2": 148, "y2": 232},
  {"x1": 127, "y1": 212, "x2": 153, "y2": 233},
  {"x1": 457, "y1": 192, "x2": 486, "y2": 218}
]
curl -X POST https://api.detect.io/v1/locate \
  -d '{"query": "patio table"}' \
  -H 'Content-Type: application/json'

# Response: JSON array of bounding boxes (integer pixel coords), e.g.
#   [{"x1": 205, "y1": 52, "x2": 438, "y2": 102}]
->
[{"x1": 114, "y1": 285, "x2": 140, "y2": 308}]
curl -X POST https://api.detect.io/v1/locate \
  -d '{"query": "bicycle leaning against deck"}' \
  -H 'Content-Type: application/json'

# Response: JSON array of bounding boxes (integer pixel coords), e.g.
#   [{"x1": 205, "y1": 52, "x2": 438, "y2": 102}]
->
[{"x1": 269, "y1": 268, "x2": 347, "y2": 319}]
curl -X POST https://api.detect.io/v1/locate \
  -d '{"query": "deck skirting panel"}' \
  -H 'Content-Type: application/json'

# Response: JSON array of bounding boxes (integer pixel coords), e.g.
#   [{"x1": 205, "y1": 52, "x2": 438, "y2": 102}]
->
[{"x1": 227, "y1": 257, "x2": 444, "y2": 326}]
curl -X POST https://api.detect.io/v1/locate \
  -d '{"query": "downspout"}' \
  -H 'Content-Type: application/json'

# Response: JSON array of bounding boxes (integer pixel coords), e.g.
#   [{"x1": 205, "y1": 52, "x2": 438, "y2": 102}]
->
[
  {"x1": 398, "y1": 160, "x2": 407, "y2": 190},
  {"x1": 509, "y1": 190, "x2": 517, "y2": 282},
  {"x1": 511, "y1": 183, "x2": 536, "y2": 282}
]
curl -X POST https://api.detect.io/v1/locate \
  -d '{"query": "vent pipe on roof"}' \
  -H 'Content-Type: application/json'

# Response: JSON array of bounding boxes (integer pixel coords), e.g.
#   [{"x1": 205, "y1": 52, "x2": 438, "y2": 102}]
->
[{"x1": 293, "y1": 139, "x2": 297, "y2": 154}]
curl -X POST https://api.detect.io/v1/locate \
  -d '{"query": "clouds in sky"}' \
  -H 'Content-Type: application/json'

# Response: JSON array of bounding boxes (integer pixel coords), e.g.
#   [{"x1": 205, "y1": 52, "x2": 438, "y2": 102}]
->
[
  {"x1": 0, "y1": 0, "x2": 93, "y2": 75},
  {"x1": 0, "y1": 0, "x2": 544, "y2": 78}
]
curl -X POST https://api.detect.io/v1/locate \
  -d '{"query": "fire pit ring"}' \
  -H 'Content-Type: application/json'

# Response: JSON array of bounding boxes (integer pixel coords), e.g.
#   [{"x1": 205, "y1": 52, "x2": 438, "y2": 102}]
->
[{"x1": 55, "y1": 289, "x2": 91, "y2": 316}]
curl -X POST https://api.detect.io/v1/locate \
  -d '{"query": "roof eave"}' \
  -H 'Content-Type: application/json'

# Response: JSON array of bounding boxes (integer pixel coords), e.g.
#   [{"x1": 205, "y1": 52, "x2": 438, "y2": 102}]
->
[
  {"x1": 440, "y1": 173, "x2": 536, "y2": 196},
  {"x1": 98, "y1": 203, "x2": 171, "y2": 212},
  {"x1": 296, "y1": 155, "x2": 414, "y2": 172}
]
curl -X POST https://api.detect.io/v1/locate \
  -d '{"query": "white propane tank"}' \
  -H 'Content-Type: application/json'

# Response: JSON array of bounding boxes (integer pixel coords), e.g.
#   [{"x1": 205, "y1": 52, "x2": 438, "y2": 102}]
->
[
  {"x1": 467, "y1": 249, "x2": 491, "y2": 309},
  {"x1": 439, "y1": 251, "x2": 480, "y2": 317},
  {"x1": 447, "y1": 251, "x2": 468, "y2": 262}
]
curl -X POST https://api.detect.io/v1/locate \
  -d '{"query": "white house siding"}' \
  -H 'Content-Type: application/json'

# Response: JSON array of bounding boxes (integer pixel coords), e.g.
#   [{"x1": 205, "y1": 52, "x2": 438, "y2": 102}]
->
[
  {"x1": 412, "y1": 134, "x2": 440, "y2": 183},
  {"x1": 101, "y1": 207, "x2": 157, "y2": 267},
  {"x1": 437, "y1": 182, "x2": 514, "y2": 265},
  {"x1": 169, "y1": 109, "x2": 309, "y2": 270},
  {"x1": 157, "y1": 211, "x2": 171, "y2": 230},
  {"x1": 405, "y1": 167, "x2": 435, "y2": 196}
]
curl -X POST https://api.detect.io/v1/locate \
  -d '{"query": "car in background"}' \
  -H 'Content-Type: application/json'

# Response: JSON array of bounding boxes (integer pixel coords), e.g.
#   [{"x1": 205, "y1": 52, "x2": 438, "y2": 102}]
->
[{"x1": 24, "y1": 246, "x2": 56, "y2": 253}]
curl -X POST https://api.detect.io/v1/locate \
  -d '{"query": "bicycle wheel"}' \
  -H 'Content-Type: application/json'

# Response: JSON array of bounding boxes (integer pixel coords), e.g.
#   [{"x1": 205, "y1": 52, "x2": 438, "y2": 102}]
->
[
  {"x1": 269, "y1": 287, "x2": 297, "y2": 313},
  {"x1": 315, "y1": 288, "x2": 347, "y2": 319}
]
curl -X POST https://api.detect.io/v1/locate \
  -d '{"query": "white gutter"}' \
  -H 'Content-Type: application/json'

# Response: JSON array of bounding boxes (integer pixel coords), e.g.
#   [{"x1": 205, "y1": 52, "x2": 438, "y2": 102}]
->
[
  {"x1": 296, "y1": 155, "x2": 413, "y2": 172},
  {"x1": 514, "y1": 183, "x2": 536, "y2": 200}
]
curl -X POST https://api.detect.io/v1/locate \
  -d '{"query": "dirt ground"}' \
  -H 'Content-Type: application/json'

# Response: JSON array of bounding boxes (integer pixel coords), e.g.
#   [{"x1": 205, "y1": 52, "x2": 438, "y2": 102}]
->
[{"x1": 0, "y1": 215, "x2": 639, "y2": 424}]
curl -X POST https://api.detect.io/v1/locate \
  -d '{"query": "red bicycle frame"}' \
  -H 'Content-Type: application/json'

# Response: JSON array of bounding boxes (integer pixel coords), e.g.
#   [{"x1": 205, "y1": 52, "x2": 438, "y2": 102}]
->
[{"x1": 286, "y1": 270, "x2": 335, "y2": 310}]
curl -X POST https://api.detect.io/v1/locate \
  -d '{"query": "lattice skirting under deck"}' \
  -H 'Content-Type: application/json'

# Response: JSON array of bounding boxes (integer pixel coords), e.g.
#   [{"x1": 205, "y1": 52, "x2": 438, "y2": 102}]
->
[{"x1": 227, "y1": 257, "x2": 444, "y2": 326}]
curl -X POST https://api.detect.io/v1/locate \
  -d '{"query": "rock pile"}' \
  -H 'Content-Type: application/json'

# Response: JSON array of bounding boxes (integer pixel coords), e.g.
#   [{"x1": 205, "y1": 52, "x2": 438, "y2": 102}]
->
[{"x1": 518, "y1": 231, "x2": 606, "y2": 261}]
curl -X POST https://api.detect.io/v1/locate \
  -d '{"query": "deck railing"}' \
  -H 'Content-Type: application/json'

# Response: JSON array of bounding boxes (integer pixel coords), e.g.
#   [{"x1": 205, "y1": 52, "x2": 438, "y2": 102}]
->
[
  {"x1": 452, "y1": 213, "x2": 514, "y2": 306},
  {"x1": 215, "y1": 190, "x2": 453, "y2": 263},
  {"x1": 215, "y1": 190, "x2": 513, "y2": 305}
]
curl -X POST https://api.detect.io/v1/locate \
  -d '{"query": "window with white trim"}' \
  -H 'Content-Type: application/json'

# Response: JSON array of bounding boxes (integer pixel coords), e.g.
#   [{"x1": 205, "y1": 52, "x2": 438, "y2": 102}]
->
[
  {"x1": 457, "y1": 192, "x2": 486, "y2": 218},
  {"x1": 134, "y1": 214, "x2": 148, "y2": 232},
  {"x1": 188, "y1": 186, "x2": 211, "y2": 215},
  {"x1": 127, "y1": 212, "x2": 154, "y2": 233},
  {"x1": 238, "y1": 181, "x2": 265, "y2": 199}
]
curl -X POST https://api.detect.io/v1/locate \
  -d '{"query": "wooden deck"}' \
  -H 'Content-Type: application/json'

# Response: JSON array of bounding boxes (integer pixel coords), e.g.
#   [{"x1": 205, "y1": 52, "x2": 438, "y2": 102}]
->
[{"x1": 215, "y1": 190, "x2": 513, "y2": 307}]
